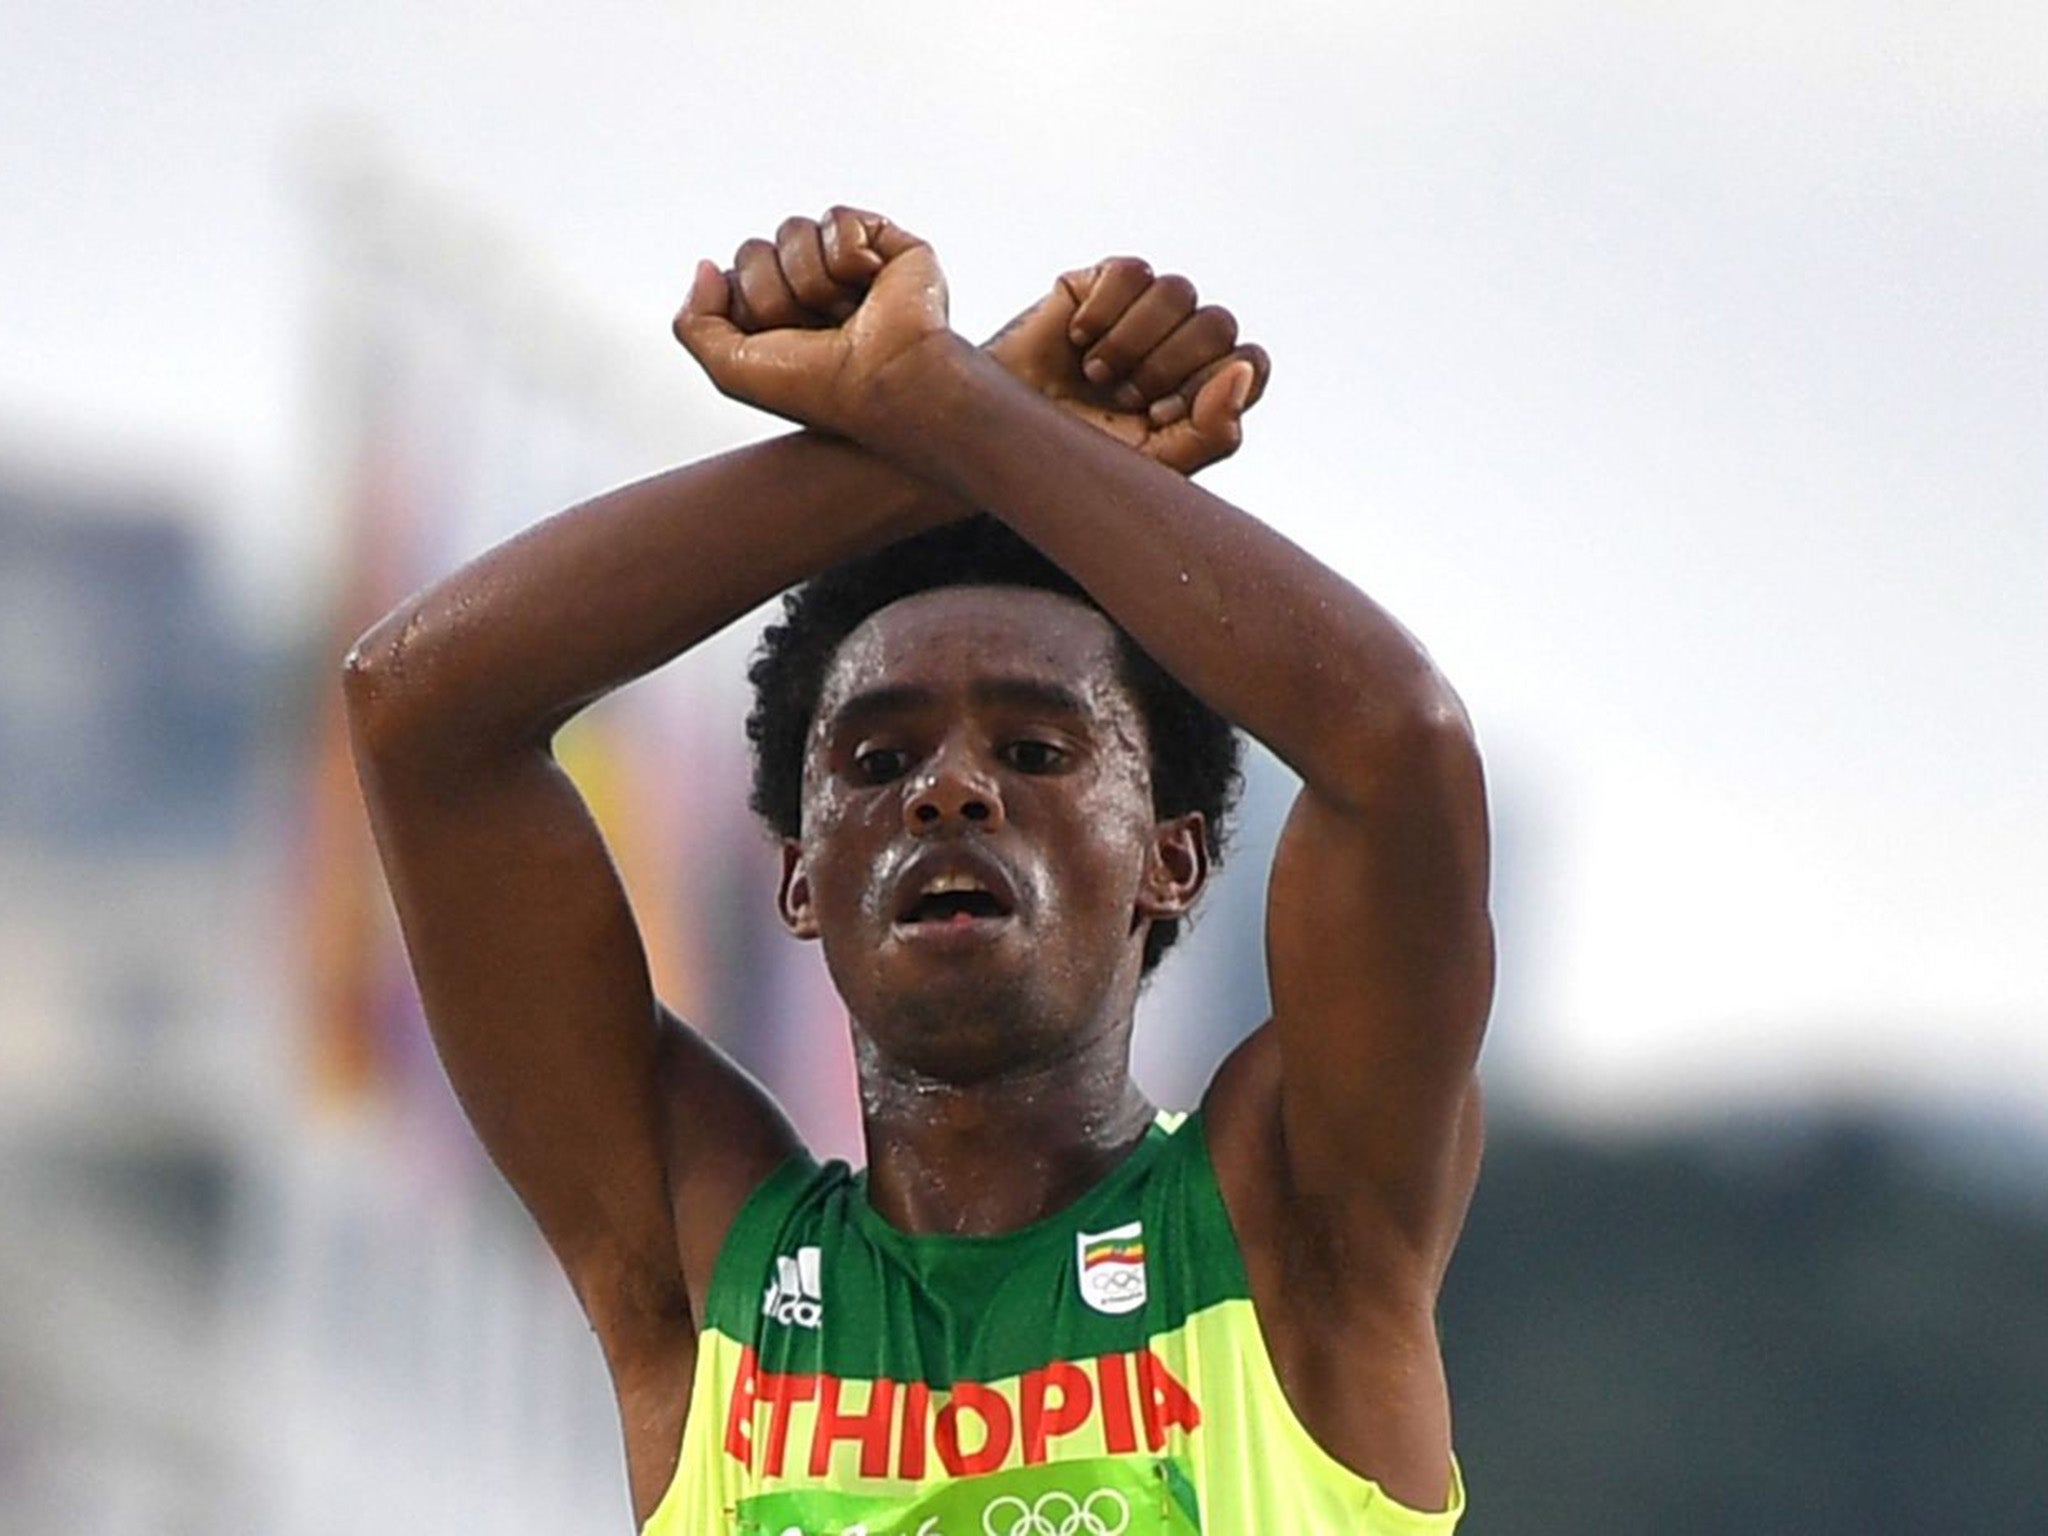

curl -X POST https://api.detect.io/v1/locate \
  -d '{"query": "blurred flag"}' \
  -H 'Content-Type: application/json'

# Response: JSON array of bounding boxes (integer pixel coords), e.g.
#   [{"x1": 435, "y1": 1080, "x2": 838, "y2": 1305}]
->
[
  {"x1": 283, "y1": 153, "x2": 872, "y2": 1160},
  {"x1": 287, "y1": 168, "x2": 731, "y2": 1147},
  {"x1": 297, "y1": 414, "x2": 421, "y2": 1114}
]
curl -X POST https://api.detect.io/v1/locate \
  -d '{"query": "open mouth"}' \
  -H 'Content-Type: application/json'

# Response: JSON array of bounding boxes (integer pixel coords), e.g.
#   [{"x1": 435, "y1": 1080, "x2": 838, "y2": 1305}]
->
[
  {"x1": 890, "y1": 864, "x2": 1018, "y2": 933},
  {"x1": 901, "y1": 888, "x2": 1010, "y2": 925}
]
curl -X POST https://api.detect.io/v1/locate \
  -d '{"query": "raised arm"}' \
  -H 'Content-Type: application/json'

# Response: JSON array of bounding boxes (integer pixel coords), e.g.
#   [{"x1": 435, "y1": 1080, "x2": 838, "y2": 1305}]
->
[
  {"x1": 675, "y1": 215, "x2": 1491, "y2": 1499},
  {"x1": 344, "y1": 211, "x2": 1263, "y2": 1522},
  {"x1": 344, "y1": 429, "x2": 944, "y2": 1520}
]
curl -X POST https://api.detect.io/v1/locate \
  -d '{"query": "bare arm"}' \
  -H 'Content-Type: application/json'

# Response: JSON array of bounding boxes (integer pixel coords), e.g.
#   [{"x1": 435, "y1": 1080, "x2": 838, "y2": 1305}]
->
[
  {"x1": 881, "y1": 342, "x2": 1490, "y2": 1281},
  {"x1": 675, "y1": 211, "x2": 1487, "y2": 1509},
  {"x1": 344, "y1": 212, "x2": 1263, "y2": 1522},
  {"x1": 347, "y1": 428, "x2": 963, "y2": 1523},
  {"x1": 675, "y1": 206, "x2": 1490, "y2": 1309},
  {"x1": 343, "y1": 433, "x2": 945, "y2": 1304},
  {"x1": 876, "y1": 344, "x2": 1491, "y2": 1260}
]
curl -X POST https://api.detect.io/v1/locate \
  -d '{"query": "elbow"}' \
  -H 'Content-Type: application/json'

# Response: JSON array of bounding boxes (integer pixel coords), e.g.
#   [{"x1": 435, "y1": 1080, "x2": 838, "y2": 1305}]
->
[
  {"x1": 341, "y1": 603, "x2": 556, "y2": 781},
  {"x1": 1407, "y1": 676, "x2": 1480, "y2": 766},
  {"x1": 339, "y1": 608, "x2": 404, "y2": 726},
  {"x1": 1324, "y1": 668, "x2": 1484, "y2": 816},
  {"x1": 339, "y1": 620, "x2": 387, "y2": 718},
  {"x1": 339, "y1": 604, "x2": 442, "y2": 771},
  {"x1": 1385, "y1": 678, "x2": 1483, "y2": 789}
]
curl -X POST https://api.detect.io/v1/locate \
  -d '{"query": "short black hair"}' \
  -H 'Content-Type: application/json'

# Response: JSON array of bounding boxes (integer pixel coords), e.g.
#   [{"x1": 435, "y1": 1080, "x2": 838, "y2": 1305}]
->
[{"x1": 746, "y1": 516, "x2": 1242, "y2": 974}]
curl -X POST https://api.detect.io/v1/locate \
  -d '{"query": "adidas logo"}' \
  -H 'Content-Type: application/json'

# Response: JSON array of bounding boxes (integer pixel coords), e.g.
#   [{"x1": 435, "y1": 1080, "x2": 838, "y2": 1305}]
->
[{"x1": 762, "y1": 1245, "x2": 824, "y2": 1330}]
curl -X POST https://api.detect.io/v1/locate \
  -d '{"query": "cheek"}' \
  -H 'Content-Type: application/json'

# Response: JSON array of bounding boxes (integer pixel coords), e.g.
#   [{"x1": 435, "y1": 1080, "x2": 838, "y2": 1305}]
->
[
  {"x1": 1092, "y1": 698, "x2": 1157, "y2": 827},
  {"x1": 801, "y1": 791, "x2": 895, "y2": 917},
  {"x1": 799, "y1": 764, "x2": 866, "y2": 842},
  {"x1": 1057, "y1": 770, "x2": 1157, "y2": 896}
]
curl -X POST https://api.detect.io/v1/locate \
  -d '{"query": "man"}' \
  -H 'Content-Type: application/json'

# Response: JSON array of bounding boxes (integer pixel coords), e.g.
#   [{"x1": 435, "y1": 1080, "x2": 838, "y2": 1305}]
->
[{"x1": 345, "y1": 207, "x2": 1492, "y2": 1533}]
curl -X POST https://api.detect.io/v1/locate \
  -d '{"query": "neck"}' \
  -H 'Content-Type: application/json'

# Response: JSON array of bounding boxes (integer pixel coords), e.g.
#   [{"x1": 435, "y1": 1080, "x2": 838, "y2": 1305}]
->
[{"x1": 854, "y1": 1017, "x2": 1157, "y2": 1237}]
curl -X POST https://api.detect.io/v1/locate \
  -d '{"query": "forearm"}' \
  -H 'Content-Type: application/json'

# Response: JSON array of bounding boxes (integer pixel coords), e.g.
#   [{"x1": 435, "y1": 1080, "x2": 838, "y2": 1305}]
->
[
  {"x1": 861, "y1": 340, "x2": 1468, "y2": 807},
  {"x1": 343, "y1": 430, "x2": 959, "y2": 773}
]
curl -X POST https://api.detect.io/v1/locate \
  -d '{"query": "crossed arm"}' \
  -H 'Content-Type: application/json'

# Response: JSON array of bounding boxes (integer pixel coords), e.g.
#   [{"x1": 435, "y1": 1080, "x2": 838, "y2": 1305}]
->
[
  {"x1": 347, "y1": 207, "x2": 1490, "y2": 1520},
  {"x1": 673, "y1": 213, "x2": 1492, "y2": 1277},
  {"x1": 672, "y1": 213, "x2": 1492, "y2": 1509},
  {"x1": 342, "y1": 215, "x2": 1281, "y2": 1519}
]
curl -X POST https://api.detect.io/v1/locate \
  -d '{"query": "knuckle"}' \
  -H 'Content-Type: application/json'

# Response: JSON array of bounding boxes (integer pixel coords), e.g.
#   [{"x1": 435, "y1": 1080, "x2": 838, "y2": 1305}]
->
[
  {"x1": 821, "y1": 227, "x2": 871, "y2": 279},
  {"x1": 1196, "y1": 305, "x2": 1238, "y2": 344},
  {"x1": 794, "y1": 271, "x2": 839, "y2": 305},
  {"x1": 1130, "y1": 361, "x2": 1180, "y2": 398},
  {"x1": 1090, "y1": 257, "x2": 1152, "y2": 302},
  {"x1": 1081, "y1": 346, "x2": 1124, "y2": 379},
  {"x1": 1157, "y1": 273, "x2": 1197, "y2": 307}
]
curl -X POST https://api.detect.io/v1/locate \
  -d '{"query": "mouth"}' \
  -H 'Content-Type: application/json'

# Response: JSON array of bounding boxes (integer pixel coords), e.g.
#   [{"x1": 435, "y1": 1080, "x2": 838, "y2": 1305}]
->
[
  {"x1": 900, "y1": 887, "x2": 1009, "y2": 924},
  {"x1": 888, "y1": 851, "x2": 1019, "y2": 943}
]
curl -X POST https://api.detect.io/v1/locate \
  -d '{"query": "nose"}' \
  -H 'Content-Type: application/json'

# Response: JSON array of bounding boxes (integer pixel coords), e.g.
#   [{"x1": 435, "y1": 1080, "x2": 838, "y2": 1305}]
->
[{"x1": 904, "y1": 744, "x2": 1004, "y2": 833}]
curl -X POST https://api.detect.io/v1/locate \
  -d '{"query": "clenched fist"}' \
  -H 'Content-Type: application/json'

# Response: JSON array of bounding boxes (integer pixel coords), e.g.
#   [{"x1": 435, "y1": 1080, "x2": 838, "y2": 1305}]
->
[
  {"x1": 674, "y1": 207, "x2": 1268, "y2": 476},
  {"x1": 984, "y1": 256, "x2": 1269, "y2": 476},
  {"x1": 673, "y1": 207, "x2": 950, "y2": 439}
]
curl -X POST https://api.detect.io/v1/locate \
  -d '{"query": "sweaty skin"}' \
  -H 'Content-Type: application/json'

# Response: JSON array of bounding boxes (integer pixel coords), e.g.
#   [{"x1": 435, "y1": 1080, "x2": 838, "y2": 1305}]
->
[
  {"x1": 346, "y1": 208, "x2": 1489, "y2": 1526},
  {"x1": 790, "y1": 586, "x2": 1182, "y2": 1235}
]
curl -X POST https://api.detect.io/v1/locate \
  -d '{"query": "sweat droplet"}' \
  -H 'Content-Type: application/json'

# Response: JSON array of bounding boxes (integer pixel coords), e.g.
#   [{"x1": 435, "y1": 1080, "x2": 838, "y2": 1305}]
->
[{"x1": 1178, "y1": 570, "x2": 1189, "y2": 584}]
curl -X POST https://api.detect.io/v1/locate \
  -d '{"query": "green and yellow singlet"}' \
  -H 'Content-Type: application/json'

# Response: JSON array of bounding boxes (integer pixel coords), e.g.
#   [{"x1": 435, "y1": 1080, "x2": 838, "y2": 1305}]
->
[{"x1": 641, "y1": 1111, "x2": 1463, "y2": 1535}]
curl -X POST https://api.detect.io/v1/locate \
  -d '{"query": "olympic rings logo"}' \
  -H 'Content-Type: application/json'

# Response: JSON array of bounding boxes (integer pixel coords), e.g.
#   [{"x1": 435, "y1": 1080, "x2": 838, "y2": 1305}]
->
[{"x1": 979, "y1": 1488, "x2": 1131, "y2": 1536}]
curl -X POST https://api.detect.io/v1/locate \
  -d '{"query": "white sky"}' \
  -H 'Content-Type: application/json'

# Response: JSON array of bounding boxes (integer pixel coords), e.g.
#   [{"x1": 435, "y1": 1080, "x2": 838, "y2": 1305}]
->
[{"x1": 4, "y1": 1, "x2": 2044, "y2": 1127}]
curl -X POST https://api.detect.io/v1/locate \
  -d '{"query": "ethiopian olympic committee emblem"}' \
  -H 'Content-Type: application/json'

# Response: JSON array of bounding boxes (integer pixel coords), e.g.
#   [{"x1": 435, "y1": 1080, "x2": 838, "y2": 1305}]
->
[{"x1": 1076, "y1": 1220, "x2": 1148, "y2": 1316}]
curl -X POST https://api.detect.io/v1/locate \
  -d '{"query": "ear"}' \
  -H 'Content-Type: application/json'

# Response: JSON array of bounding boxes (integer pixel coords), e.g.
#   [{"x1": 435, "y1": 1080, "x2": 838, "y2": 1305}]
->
[
  {"x1": 776, "y1": 840, "x2": 821, "y2": 940},
  {"x1": 1135, "y1": 811, "x2": 1208, "y2": 922}
]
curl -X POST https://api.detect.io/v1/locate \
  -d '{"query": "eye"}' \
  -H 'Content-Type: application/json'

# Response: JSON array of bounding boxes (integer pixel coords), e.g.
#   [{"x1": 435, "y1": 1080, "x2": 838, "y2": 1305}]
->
[
  {"x1": 1001, "y1": 739, "x2": 1067, "y2": 774},
  {"x1": 852, "y1": 746, "x2": 909, "y2": 783}
]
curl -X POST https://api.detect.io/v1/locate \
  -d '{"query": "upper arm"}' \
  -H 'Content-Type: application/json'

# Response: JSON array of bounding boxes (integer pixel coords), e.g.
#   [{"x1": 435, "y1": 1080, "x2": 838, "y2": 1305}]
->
[
  {"x1": 345, "y1": 695, "x2": 801, "y2": 1337},
  {"x1": 1250, "y1": 697, "x2": 1494, "y2": 1276}
]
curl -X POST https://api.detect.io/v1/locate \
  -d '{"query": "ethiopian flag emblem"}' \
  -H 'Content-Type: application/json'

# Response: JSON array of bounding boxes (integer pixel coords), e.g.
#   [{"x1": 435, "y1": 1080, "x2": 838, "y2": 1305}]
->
[{"x1": 1076, "y1": 1219, "x2": 1148, "y2": 1315}]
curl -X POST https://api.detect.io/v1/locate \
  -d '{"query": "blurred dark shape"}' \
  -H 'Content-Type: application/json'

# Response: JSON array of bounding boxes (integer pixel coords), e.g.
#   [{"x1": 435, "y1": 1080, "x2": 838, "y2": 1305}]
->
[
  {"x1": 0, "y1": 470, "x2": 260, "y2": 847},
  {"x1": 1443, "y1": 1111, "x2": 2048, "y2": 1533},
  {"x1": 0, "y1": 459, "x2": 268, "y2": 1532}
]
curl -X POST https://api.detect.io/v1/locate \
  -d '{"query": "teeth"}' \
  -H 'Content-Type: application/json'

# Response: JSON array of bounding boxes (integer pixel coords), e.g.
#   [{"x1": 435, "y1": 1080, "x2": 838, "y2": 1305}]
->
[{"x1": 921, "y1": 873, "x2": 989, "y2": 896}]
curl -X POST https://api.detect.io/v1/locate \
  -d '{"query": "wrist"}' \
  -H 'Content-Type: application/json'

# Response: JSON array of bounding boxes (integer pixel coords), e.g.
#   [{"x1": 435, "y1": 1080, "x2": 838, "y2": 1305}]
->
[
  {"x1": 852, "y1": 329, "x2": 985, "y2": 453},
  {"x1": 783, "y1": 427, "x2": 968, "y2": 537}
]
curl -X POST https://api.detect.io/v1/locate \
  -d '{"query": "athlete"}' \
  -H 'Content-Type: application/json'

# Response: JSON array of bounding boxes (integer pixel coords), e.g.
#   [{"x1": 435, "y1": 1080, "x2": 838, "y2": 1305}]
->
[{"x1": 345, "y1": 207, "x2": 1492, "y2": 1533}]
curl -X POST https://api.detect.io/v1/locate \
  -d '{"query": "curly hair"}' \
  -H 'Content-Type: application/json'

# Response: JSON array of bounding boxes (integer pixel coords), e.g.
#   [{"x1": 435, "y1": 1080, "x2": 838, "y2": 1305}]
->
[{"x1": 746, "y1": 516, "x2": 1243, "y2": 975}]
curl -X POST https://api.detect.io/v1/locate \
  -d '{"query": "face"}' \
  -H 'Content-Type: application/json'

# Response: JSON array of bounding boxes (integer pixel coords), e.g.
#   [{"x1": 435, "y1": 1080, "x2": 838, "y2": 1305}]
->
[{"x1": 779, "y1": 585, "x2": 1205, "y2": 1082}]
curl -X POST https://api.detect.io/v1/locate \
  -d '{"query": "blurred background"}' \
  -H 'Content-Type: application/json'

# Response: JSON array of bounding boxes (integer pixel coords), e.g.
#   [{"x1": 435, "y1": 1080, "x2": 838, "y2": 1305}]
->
[{"x1": 2, "y1": 3, "x2": 2044, "y2": 1532}]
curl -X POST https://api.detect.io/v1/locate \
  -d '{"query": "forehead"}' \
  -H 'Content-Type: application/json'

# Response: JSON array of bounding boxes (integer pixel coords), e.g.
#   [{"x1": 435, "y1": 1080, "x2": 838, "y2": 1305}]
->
[{"x1": 815, "y1": 585, "x2": 1131, "y2": 727}]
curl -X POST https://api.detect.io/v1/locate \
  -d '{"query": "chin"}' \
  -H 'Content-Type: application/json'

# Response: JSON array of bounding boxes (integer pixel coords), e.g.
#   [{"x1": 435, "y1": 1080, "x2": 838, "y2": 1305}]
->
[{"x1": 852, "y1": 966, "x2": 1069, "y2": 1085}]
